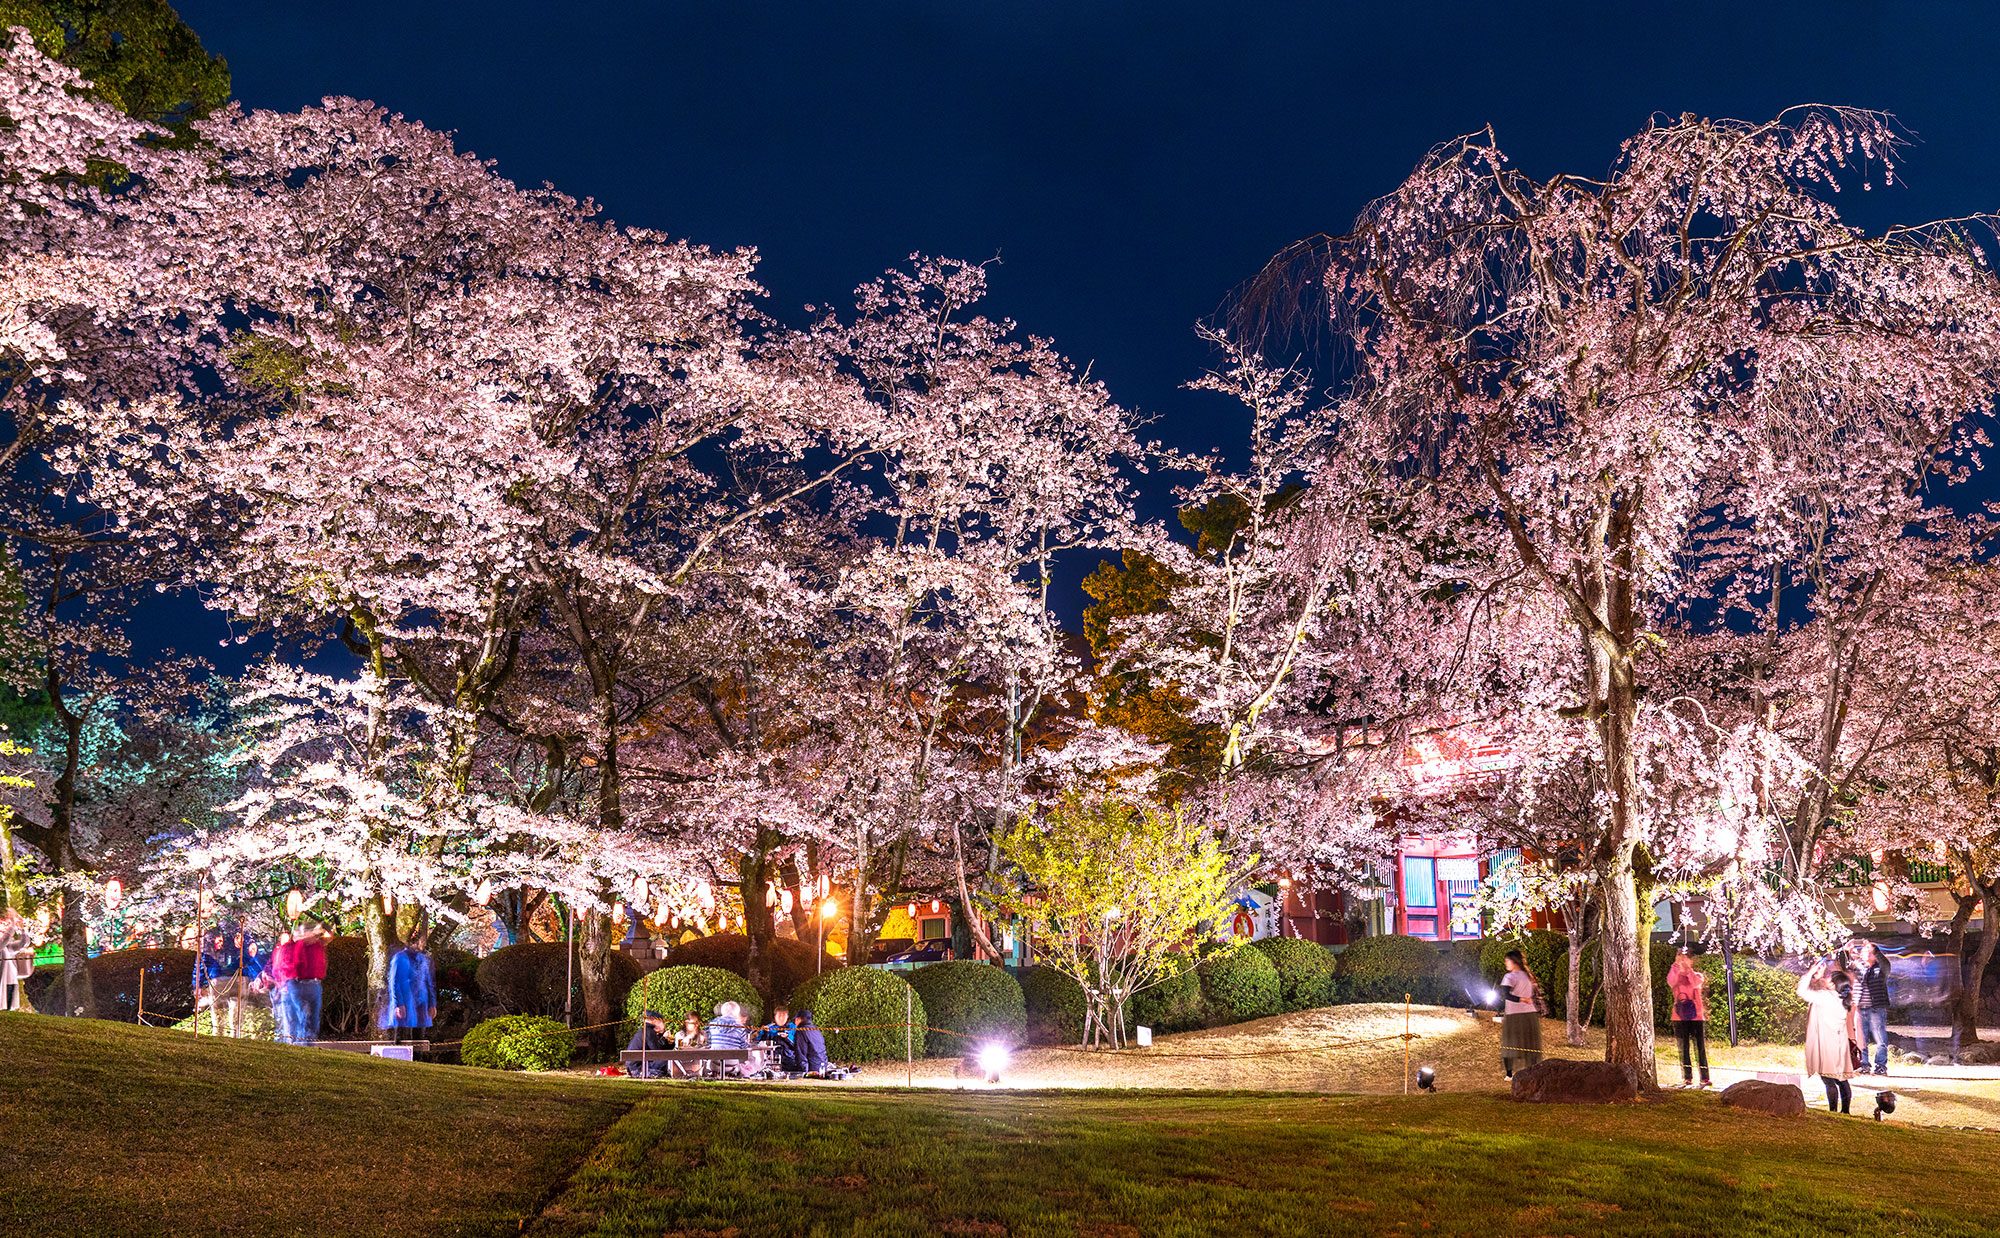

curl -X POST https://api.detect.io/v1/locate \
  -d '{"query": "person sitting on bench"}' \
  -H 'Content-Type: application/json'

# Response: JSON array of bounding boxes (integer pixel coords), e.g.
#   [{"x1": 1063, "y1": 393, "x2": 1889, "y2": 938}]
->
[
  {"x1": 625, "y1": 1009, "x2": 674, "y2": 1078},
  {"x1": 756, "y1": 1005, "x2": 803, "y2": 1073},
  {"x1": 706, "y1": 1000, "x2": 756, "y2": 1076}
]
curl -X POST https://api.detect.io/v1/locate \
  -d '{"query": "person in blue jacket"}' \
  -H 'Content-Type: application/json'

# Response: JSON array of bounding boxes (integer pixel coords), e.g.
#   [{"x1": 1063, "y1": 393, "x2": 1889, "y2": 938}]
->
[
  {"x1": 379, "y1": 927, "x2": 436, "y2": 1045},
  {"x1": 796, "y1": 1009, "x2": 830, "y2": 1074}
]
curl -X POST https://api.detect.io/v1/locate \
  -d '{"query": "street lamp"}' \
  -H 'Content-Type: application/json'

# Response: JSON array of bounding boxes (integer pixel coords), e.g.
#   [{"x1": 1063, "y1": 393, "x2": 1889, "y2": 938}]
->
[{"x1": 818, "y1": 897, "x2": 839, "y2": 973}]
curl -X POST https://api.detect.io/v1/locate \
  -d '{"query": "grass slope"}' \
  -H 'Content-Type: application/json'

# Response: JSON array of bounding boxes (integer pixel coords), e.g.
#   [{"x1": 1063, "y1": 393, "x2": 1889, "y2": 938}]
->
[
  {"x1": 0, "y1": 1012, "x2": 640, "y2": 1237},
  {"x1": 534, "y1": 1088, "x2": 2000, "y2": 1238}
]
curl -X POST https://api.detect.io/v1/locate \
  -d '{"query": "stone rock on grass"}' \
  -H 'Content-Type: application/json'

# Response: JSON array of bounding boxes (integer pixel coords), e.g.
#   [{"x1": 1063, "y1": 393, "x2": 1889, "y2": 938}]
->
[
  {"x1": 1509, "y1": 1059, "x2": 1639, "y2": 1103},
  {"x1": 1718, "y1": 1079, "x2": 1805, "y2": 1118}
]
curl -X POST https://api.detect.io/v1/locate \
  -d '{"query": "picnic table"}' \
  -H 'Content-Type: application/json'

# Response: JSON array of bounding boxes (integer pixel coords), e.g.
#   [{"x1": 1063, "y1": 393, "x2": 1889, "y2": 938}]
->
[{"x1": 620, "y1": 1046, "x2": 757, "y2": 1078}]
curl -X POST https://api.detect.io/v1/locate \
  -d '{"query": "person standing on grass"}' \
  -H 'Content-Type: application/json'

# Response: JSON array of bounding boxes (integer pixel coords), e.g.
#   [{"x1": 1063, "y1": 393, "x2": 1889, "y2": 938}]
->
[
  {"x1": 289, "y1": 920, "x2": 328, "y2": 1044},
  {"x1": 195, "y1": 924, "x2": 260, "y2": 1037},
  {"x1": 379, "y1": 927, "x2": 436, "y2": 1045},
  {"x1": 0, "y1": 908, "x2": 34, "y2": 1012},
  {"x1": 1666, "y1": 946, "x2": 1712, "y2": 1089},
  {"x1": 1852, "y1": 940, "x2": 1893, "y2": 1076},
  {"x1": 1798, "y1": 959, "x2": 1857, "y2": 1113},
  {"x1": 1497, "y1": 949, "x2": 1543, "y2": 1081},
  {"x1": 265, "y1": 931, "x2": 298, "y2": 1044}
]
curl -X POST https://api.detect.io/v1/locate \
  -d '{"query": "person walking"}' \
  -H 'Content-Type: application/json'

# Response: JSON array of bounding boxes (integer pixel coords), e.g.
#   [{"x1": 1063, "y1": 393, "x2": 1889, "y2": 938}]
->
[
  {"x1": 1497, "y1": 949, "x2": 1544, "y2": 1081},
  {"x1": 379, "y1": 928, "x2": 435, "y2": 1045},
  {"x1": 265, "y1": 931, "x2": 298, "y2": 1044},
  {"x1": 1798, "y1": 959, "x2": 1858, "y2": 1114},
  {"x1": 0, "y1": 908, "x2": 35, "y2": 1012},
  {"x1": 1666, "y1": 946, "x2": 1712, "y2": 1088},
  {"x1": 288, "y1": 920, "x2": 328, "y2": 1044},
  {"x1": 1852, "y1": 940, "x2": 1893, "y2": 1076},
  {"x1": 194, "y1": 925, "x2": 261, "y2": 1037}
]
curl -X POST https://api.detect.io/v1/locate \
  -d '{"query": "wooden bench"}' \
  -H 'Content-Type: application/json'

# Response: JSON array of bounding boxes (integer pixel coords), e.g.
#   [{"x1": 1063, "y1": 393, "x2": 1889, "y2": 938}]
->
[{"x1": 620, "y1": 1046, "x2": 756, "y2": 1078}]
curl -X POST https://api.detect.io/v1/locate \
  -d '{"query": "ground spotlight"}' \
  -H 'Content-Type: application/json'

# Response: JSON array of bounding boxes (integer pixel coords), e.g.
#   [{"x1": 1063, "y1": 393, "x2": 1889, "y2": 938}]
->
[
  {"x1": 1874, "y1": 1091, "x2": 1897, "y2": 1121},
  {"x1": 977, "y1": 1042, "x2": 1011, "y2": 1084},
  {"x1": 1417, "y1": 1065, "x2": 1437, "y2": 1093}
]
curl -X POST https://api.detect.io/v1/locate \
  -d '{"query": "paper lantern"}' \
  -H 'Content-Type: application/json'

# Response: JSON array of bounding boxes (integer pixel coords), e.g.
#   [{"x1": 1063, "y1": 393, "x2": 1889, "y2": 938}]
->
[
  {"x1": 381, "y1": 893, "x2": 396, "y2": 917},
  {"x1": 103, "y1": 877, "x2": 123, "y2": 909},
  {"x1": 474, "y1": 879, "x2": 493, "y2": 907},
  {"x1": 780, "y1": 888, "x2": 795, "y2": 915},
  {"x1": 906, "y1": 901, "x2": 918, "y2": 919},
  {"x1": 929, "y1": 898, "x2": 941, "y2": 915},
  {"x1": 284, "y1": 888, "x2": 305, "y2": 920}
]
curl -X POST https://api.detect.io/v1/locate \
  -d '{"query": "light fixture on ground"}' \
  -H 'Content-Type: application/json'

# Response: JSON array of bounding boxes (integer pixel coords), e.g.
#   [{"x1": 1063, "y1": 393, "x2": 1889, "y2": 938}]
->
[
  {"x1": 1874, "y1": 1091, "x2": 1897, "y2": 1121},
  {"x1": 977, "y1": 1042, "x2": 1010, "y2": 1084},
  {"x1": 1416, "y1": 1065, "x2": 1437, "y2": 1093}
]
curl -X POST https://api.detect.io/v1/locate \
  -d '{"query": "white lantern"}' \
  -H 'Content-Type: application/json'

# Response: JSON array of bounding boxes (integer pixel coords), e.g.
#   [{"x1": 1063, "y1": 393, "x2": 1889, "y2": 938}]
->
[
  {"x1": 104, "y1": 877, "x2": 124, "y2": 909},
  {"x1": 780, "y1": 888, "x2": 795, "y2": 915},
  {"x1": 284, "y1": 888, "x2": 305, "y2": 920},
  {"x1": 473, "y1": 879, "x2": 493, "y2": 907}
]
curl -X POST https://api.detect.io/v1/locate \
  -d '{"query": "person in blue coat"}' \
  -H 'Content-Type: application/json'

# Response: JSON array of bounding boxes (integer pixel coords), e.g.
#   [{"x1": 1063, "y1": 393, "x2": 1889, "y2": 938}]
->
[
  {"x1": 796, "y1": 1009, "x2": 829, "y2": 1074},
  {"x1": 379, "y1": 927, "x2": 436, "y2": 1045}
]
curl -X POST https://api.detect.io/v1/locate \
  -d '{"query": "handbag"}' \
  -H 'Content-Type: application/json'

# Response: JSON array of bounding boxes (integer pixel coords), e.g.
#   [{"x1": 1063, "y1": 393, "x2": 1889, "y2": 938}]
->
[
  {"x1": 1673, "y1": 998, "x2": 1697, "y2": 1022},
  {"x1": 1849, "y1": 1039, "x2": 1865, "y2": 1070}
]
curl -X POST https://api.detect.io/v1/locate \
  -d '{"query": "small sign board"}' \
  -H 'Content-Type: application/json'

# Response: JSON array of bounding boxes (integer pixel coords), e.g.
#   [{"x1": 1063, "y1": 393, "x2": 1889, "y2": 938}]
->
[{"x1": 1136, "y1": 1026, "x2": 1152, "y2": 1047}]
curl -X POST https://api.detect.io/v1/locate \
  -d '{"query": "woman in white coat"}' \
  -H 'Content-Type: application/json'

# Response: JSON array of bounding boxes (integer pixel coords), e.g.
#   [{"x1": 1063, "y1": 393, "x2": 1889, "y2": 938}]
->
[
  {"x1": 0, "y1": 908, "x2": 35, "y2": 1012},
  {"x1": 1797, "y1": 959, "x2": 1858, "y2": 1114}
]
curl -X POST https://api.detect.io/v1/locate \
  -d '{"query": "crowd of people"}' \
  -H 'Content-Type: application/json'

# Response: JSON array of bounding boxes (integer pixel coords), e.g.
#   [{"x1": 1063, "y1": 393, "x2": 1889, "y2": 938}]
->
[
  {"x1": 623, "y1": 1000, "x2": 835, "y2": 1080},
  {"x1": 191, "y1": 920, "x2": 433, "y2": 1046},
  {"x1": 1495, "y1": 937, "x2": 1898, "y2": 1110}
]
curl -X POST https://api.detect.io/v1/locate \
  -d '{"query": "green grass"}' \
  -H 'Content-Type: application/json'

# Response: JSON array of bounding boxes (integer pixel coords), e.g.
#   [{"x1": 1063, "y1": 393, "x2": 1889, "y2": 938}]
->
[
  {"x1": 534, "y1": 1088, "x2": 2000, "y2": 1238},
  {"x1": 9, "y1": 1011, "x2": 2000, "y2": 1238},
  {"x1": 0, "y1": 1011, "x2": 640, "y2": 1237}
]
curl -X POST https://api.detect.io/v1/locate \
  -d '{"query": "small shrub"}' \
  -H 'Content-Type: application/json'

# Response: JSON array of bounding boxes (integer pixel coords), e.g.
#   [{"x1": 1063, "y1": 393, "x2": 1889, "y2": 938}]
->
[
  {"x1": 1249, "y1": 938, "x2": 1340, "y2": 1011},
  {"x1": 476, "y1": 941, "x2": 641, "y2": 1021},
  {"x1": 171, "y1": 1002, "x2": 280, "y2": 1040},
  {"x1": 1127, "y1": 955, "x2": 1205, "y2": 1033},
  {"x1": 1019, "y1": 965, "x2": 1086, "y2": 1045},
  {"x1": 461, "y1": 1014, "x2": 575, "y2": 1071},
  {"x1": 791, "y1": 966, "x2": 926, "y2": 1061},
  {"x1": 664, "y1": 932, "x2": 839, "y2": 1002},
  {"x1": 906, "y1": 961, "x2": 1027, "y2": 1056},
  {"x1": 1337, "y1": 934, "x2": 1448, "y2": 1004},
  {"x1": 623, "y1": 965, "x2": 762, "y2": 1044},
  {"x1": 1198, "y1": 947, "x2": 1282, "y2": 1024}
]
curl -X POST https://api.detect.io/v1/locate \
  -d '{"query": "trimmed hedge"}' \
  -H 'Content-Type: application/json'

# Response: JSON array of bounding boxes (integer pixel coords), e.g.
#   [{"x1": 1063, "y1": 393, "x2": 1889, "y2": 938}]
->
[
  {"x1": 1128, "y1": 956, "x2": 1205, "y2": 1033},
  {"x1": 172, "y1": 1001, "x2": 279, "y2": 1040},
  {"x1": 1337, "y1": 934, "x2": 1449, "y2": 1004},
  {"x1": 322, "y1": 936, "x2": 371, "y2": 1037},
  {"x1": 1666, "y1": 954, "x2": 1808, "y2": 1044},
  {"x1": 461, "y1": 1014, "x2": 575, "y2": 1071},
  {"x1": 906, "y1": 961, "x2": 1027, "y2": 1056},
  {"x1": 475, "y1": 941, "x2": 641, "y2": 1021},
  {"x1": 1249, "y1": 938, "x2": 1340, "y2": 1011},
  {"x1": 1198, "y1": 947, "x2": 1282, "y2": 1024},
  {"x1": 664, "y1": 932, "x2": 839, "y2": 1002},
  {"x1": 1019, "y1": 965, "x2": 1086, "y2": 1046},
  {"x1": 622, "y1": 965, "x2": 762, "y2": 1044},
  {"x1": 24, "y1": 947, "x2": 197, "y2": 1023},
  {"x1": 791, "y1": 966, "x2": 926, "y2": 1062}
]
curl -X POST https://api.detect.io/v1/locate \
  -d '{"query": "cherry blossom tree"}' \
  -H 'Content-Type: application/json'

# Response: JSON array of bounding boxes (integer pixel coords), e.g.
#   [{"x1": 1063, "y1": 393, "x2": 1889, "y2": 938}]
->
[{"x1": 1281, "y1": 109, "x2": 2000, "y2": 1083}]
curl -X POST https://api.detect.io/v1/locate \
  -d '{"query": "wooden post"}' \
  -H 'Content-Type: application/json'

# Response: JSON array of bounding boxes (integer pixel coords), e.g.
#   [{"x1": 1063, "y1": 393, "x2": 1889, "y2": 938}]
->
[
  {"x1": 1403, "y1": 992, "x2": 1412, "y2": 1096},
  {"x1": 905, "y1": 986, "x2": 913, "y2": 1088},
  {"x1": 137, "y1": 966, "x2": 145, "y2": 1026}
]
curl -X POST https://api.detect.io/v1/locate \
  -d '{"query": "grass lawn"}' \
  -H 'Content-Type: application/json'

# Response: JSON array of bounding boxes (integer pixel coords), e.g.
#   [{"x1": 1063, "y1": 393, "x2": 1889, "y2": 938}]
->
[
  {"x1": 530, "y1": 1087, "x2": 2000, "y2": 1238},
  {"x1": 8, "y1": 1010, "x2": 2000, "y2": 1237},
  {"x1": 0, "y1": 1011, "x2": 642, "y2": 1237}
]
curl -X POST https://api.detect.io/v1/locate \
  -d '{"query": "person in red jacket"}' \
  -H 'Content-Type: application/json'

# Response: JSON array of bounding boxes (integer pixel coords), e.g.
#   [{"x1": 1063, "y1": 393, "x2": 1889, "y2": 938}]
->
[
  {"x1": 265, "y1": 932, "x2": 298, "y2": 1043},
  {"x1": 1666, "y1": 945, "x2": 1712, "y2": 1088},
  {"x1": 288, "y1": 921, "x2": 329, "y2": 1045}
]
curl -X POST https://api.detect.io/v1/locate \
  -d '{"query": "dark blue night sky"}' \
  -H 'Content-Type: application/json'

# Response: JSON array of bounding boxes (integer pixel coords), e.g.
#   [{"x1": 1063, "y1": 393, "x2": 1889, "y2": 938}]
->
[{"x1": 162, "y1": 0, "x2": 2000, "y2": 649}]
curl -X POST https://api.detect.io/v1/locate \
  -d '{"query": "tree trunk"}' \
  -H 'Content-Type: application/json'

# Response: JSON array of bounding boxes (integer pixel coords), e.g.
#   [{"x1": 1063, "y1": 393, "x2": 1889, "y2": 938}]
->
[
  {"x1": 737, "y1": 836, "x2": 780, "y2": 1004},
  {"x1": 1951, "y1": 890, "x2": 1998, "y2": 1058},
  {"x1": 578, "y1": 907, "x2": 618, "y2": 1050},
  {"x1": 1565, "y1": 926, "x2": 1587, "y2": 1048},
  {"x1": 54, "y1": 886, "x2": 94, "y2": 1018},
  {"x1": 1596, "y1": 848, "x2": 1657, "y2": 1086},
  {"x1": 362, "y1": 892, "x2": 397, "y2": 1036}
]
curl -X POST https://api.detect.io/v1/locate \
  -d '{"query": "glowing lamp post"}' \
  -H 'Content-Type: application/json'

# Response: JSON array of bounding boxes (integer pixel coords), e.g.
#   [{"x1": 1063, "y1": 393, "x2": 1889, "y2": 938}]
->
[{"x1": 818, "y1": 898, "x2": 839, "y2": 974}]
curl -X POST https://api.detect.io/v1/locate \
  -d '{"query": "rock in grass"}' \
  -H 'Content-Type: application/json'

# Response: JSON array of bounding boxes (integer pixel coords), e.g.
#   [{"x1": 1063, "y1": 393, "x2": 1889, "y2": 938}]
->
[
  {"x1": 1509, "y1": 1059, "x2": 1638, "y2": 1103},
  {"x1": 1718, "y1": 1079, "x2": 1805, "y2": 1118}
]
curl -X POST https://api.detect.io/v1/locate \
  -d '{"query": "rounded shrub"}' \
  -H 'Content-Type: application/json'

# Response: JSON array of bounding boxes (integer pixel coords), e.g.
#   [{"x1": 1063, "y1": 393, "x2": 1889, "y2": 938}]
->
[
  {"x1": 321, "y1": 935, "x2": 371, "y2": 1037},
  {"x1": 172, "y1": 1001, "x2": 280, "y2": 1040},
  {"x1": 476, "y1": 941, "x2": 641, "y2": 1021},
  {"x1": 1249, "y1": 937, "x2": 1340, "y2": 1011},
  {"x1": 1337, "y1": 934, "x2": 1447, "y2": 1004},
  {"x1": 664, "y1": 932, "x2": 838, "y2": 1002},
  {"x1": 791, "y1": 966, "x2": 926, "y2": 1062},
  {"x1": 1127, "y1": 955, "x2": 1205, "y2": 1033},
  {"x1": 1198, "y1": 947, "x2": 1282, "y2": 1024},
  {"x1": 461, "y1": 1014, "x2": 575, "y2": 1071},
  {"x1": 623, "y1": 965, "x2": 762, "y2": 1043},
  {"x1": 1019, "y1": 965, "x2": 1086, "y2": 1045},
  {"x1": 905, "y1": 961, "x2": 1027, "y2": 1056}
]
